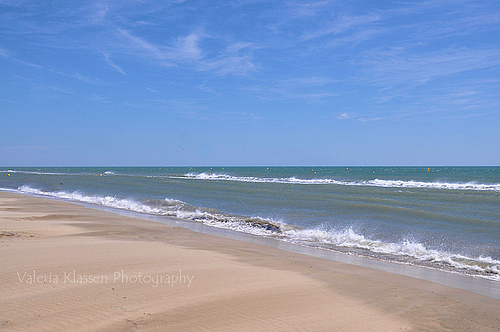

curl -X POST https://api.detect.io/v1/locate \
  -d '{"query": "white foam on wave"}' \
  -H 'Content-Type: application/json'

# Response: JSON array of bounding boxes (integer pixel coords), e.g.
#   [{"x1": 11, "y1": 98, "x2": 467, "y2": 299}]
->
[
  {"x1": 183, "y1": 172, "x2": 347, "y2": 185},
  {"x1": 182, "y1": 173, "x2": 500, "y2": 192},
  {"x1": 0, "y1": 169, "x2": 117, "y2": 177},
  {"x1": 285, "y1": 228, "x2": 500, "y2": 279},
  {"x1": 368, "y1": 179, "x2": 500, "y2": 191},
  {"x1": 12, "y1": 186, "x2": 281, "y2": 235},
  {"x1": 17, "y1": 186, "x2": 164, "y2": 214},
  {"x1": 0, "y1": 170, "x2": 69, "y2": 176}
]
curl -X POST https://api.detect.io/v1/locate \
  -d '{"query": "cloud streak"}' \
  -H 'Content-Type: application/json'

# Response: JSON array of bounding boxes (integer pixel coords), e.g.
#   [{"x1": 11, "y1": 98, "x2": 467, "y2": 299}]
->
[
  {"x1": 103, "y1": 52, "x2": 126, "y2": 75},
  {"x1": 243, "y1": 76, "x2": 346, "y2": 102},
  {"x1": 301, "y1": 13, "x2": 380, "y2": 42},
  {"x1": 358, "y1": 47, "x2": 500, "y2": 88},
  {"x1": 115, "y1": 28, "x2": 256, "y2": 76}
]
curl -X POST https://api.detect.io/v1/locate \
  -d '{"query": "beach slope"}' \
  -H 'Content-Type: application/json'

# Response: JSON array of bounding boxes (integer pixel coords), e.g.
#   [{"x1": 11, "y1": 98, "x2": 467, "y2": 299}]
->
[{"x1": 0, "y1": 192, "x2": 498, "y2": 331}]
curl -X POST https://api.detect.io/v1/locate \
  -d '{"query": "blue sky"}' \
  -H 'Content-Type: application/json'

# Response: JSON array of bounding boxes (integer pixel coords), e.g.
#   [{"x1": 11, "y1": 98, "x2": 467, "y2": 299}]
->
[{"x1": 1, "y1": 0, "x2": 499, "y2": 166}]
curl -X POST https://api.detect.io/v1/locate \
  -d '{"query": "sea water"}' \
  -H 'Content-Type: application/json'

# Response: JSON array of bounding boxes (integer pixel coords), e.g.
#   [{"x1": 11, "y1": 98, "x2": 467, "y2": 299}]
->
[{"x1": 1, "y1": 166, "x2": 499, "y2": 280}]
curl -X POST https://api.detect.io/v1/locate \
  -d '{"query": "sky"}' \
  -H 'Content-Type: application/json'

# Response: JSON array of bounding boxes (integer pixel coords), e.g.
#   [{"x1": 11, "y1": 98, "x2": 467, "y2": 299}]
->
[{"x1": 1, "y1": 0, "x2": 499, "y2": 166}]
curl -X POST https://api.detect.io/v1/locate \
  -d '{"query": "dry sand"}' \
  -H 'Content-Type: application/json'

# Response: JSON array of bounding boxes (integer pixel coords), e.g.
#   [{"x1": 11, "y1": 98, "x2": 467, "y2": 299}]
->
[{"x1": 0, "y1": 192, "x2": 499, "y2": 331}]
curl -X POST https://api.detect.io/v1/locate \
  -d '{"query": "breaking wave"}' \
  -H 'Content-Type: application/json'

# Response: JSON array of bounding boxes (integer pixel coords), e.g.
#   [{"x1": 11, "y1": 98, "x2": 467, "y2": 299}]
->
[
  {"x1": 12, "y1": 186, "x2": 282, "y2": 234},
  {"x1": 285, "y1": 228, "x2": 500, "y2": 279},
  {"x1": 0, "y1": 170, "x2": 69, "y2": 176},
  {"x1": 181, "y1": 172, "x2": 500, "y2": 192}
]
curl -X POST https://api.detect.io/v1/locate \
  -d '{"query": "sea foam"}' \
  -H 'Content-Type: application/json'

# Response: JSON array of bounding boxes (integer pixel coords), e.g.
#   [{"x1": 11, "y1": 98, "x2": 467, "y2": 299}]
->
[
  {"x1": 284, "y1": 228, "x2": 500, "y2": 279},
  {"x1": 181, "y1": 172, "x2": 500, "y2": 192}
]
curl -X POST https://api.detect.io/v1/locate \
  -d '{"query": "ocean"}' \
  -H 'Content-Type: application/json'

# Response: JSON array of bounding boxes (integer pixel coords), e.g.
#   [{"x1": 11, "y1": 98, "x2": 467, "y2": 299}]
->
[{"x1": 1, "y1": 166, "x2": 499, "y2": 281}]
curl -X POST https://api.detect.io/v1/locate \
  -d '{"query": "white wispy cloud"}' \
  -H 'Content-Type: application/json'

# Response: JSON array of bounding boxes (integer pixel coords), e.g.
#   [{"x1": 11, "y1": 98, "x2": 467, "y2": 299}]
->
[
  {"x1": 116, "y1": 28, "x2": 256, "y2": 76},
  {"x1": 13, "y1": 58, "x2": 42, "y2": 69},
  {"x1": 441, "y1": 111, "x2": 499, "y2": 120},
  {"x1": 244, "y1": 76, "x2": 344, "y2": 102},
  {"x1": 116, "y1": 28, "x2": 206, "y2": 64},
  {"x1": 338, "y1": 112, "x2": 352, "y2": 120},
  {"x1": 336, "y1": 112, "x2": 384, "y2": 122},
  {"x1": 217, "y1": 110, "x2": 262, "y2": 121},
  {"x1": 202, "y1": 53, "x2": 255, "y2": 76},
  {"x1": 123, "y1": 98, "x2": 203, "y2": 112},
  {"x1": 146, "y1": 87, "x2": 161, "y2": 93},
  {"x1": 173, "y1": 31, "x2": 204, "y2": 60},
  {"x1": 103, "y1": 52, "x2": 126, "y2": 75},
  {"x1": 301, "y1": 13, "x2": 380, "y2": 41},
  {"x1": 116, "y1": 28, "x2": 166, "y2": 60},
  {"x1": 51, "y1": 69, "x2": 105, "y2": 85},
  {"x1": 285, "y1": 0, "x2": 337, "y2": 18},
  {"x1": 279, "y1": 76, "x2": 336, "y2": 85},
  {"x1": 0, "y1": 46, "x2": 43, "y2": 68},
  {"x1": 358, "y1": 47, "x2": 500, "y2": 88},
  {"x1": 198, "y1": 82, "x2": 220, "y2": 96},
  {"x1": 406, "y1": 78, "x2": 500, "y2": 117},
  {"x1": 202, "y1": 41, "x2": 256, "y2": 75},
  {"x1": 84, "y1": 2, "x2": 110, "y2": 25},
  {"x1": 90, "y1": 94, "x2": 112, "y2": 103}
]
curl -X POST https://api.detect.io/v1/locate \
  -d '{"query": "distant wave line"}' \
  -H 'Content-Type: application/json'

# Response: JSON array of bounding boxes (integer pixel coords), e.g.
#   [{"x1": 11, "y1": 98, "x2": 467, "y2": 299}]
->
[
  {"x1": 180, "y1": 172, "x2": 500, "y2": 192},
  {"x1": 2, "y1": 170, "x2": 499, "y2": 191}
]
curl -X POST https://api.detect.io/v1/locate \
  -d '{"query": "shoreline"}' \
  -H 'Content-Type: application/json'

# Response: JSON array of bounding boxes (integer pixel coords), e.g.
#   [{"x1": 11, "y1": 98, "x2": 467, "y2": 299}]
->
[
  {"x1": 4, "y1": 188, "x2": 500, "y2": 299},
  {"x1": 1, "y1": 191, "x2": 499, "y2": 330},
  {"x1": 83, "y1": 197, "x2": 500, "y2": 299}
]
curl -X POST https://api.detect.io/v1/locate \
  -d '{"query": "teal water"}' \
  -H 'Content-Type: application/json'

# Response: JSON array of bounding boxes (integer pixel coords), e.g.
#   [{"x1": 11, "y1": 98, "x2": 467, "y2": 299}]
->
[{"x1": 1, "y1": 166, "x2": 499, "y2": 280}]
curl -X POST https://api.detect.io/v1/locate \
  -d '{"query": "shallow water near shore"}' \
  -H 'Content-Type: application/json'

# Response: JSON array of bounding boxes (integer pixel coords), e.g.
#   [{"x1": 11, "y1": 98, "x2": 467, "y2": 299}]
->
[
  {"x1": 78, "y1": 201, "x2": 500, "y2": 300},
  {"x1": 1, "y1": 166, "x2": 499, "y2": 282}
]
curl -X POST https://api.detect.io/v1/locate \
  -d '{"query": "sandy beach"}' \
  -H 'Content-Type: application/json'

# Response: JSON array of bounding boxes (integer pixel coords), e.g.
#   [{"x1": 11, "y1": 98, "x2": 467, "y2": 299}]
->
[{"x1": 0, "y1": 192, "x2": 499, "y2": 331}]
